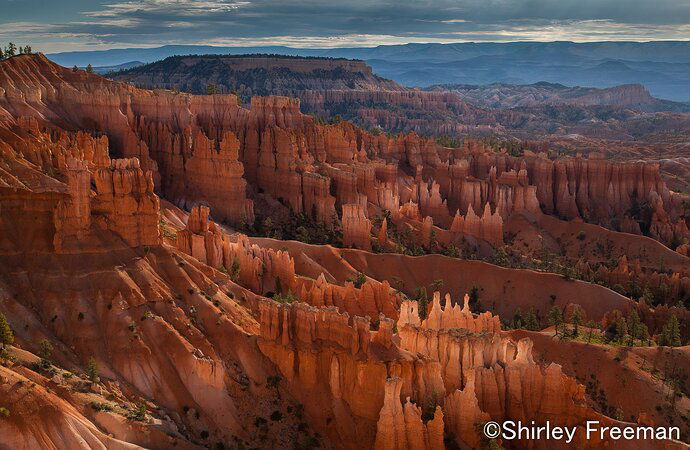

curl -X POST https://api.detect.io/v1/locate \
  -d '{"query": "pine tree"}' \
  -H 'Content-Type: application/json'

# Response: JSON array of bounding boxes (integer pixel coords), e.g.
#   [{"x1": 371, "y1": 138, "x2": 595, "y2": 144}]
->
[
  {"x1": 38, "y1": 339, "x2": 53, "y2": 363},
  {"x1": 0, "y1": 312, "x2": 14, "y2": 354},
  {"x1": 468, "y1": 286, "x2": 481, "y2": 313},
  {"x1": 637, "y1": 323, "x2": 650, "y2": 346},
  {"x1": 659, "y1": 315, "x2": 681, "y2": 347},
  {"x1": 230, "y1": 258, "x2": 240, "y2": 281},
  {"x1": 571, "y1": 306, "x2": 582, "y2": 337},
  {"x1": 627, "y1": 310, "x2": 641, "y2": 346},
  {"x1": 86, "y1": 64, "x2": 94, "y2": 74},
  {"x1": 586, "y1": 321, "x2": 599, "y2": 344},
  {"x1": 6, "y1": 42, "x2": 16, "y2": 57},
  {"x1": 24, "y1": 45, "x2": 31, "y2": 54},
  {"x1": 0, "y1": 47, "x2": 4, "y2": 60},
  {"x1": 86, "y1": 357, "x2": 99, "y2": 383},
  {"x1": 668, "y1": 315, "x2": 682, "y2": 347},
  {"x1": 429, "y1": 279, "x2": 444, "y2": 294},
  {"x1": 416, "y1": 287, "x2": 428, "y2": 320},
  {"x1": 615, "y1": 316, "x2": 628, "y2": 343},
  {"x1": 641, "y1": 288, "x2": 654, "y2": 305},
  {"x1": 72, "y1": 65, "x2": 78, "y2": 72},
  {"x1": 526, "y1": 307, "x2": 539, "y2": 331},
  {"x1": 511, "y1": 308, "x2": 524, "y2": 329},
  {"x1": 548, "y1": 306, "x2": 563, "y2": 337}
]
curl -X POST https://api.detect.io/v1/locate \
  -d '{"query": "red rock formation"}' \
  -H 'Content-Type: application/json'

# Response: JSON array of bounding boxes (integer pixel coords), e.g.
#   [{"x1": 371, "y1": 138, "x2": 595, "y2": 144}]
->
[
  {"x1": 303, "y1": 172, "x2": 337, "y2": 224},
  {"x1": 177, "y1": 205, "x2": 224, "y2": 267},
  {"x1": 1, "y1": 54, "x2": 688, "y2": 449},
  {"x1": 374, "y1": 182, "x2": 400, "y2": 213},
  {"x1": 378, "y1": 217, "x2": 389, "y2": 246},
  {"x1": 398, "y1": 200, "x2": 422, "y2": 221},
  {"x1": 53, "y1": 158, "x2": 91, "y2": 252},
  {"x1": 342, "y1": 204, "x2": 372, "y2": 250},
  {"x1": 255, "y1": 292, "x2": 664, "y2": 449},
  {"x1": 373, "y1": 377, "x2": 445, "y2": 450},
  {"x1": 92, "y1": 158, "x2": 160, "y2": 247},
  {"x1": 181, "y1": 130, "x2": 255, "y2": 225},
  {"x1": 413, "y1": 180, "x2": 452, "y2": 228},
  {"x1": 4, "y1": 54, "x2": 685, "y2": 250},
  {"x1": 296, "y1": 274, "x2": 401, "y2": 321},
  {"x1": 399, "y1": 292, "x2": 501, "y2": 334},
  {"x1": 677, "y1": 243, "x2": 690, "y2": 257},
  {"x1": 0, "y1": 365, "x2": 156, "y2": 449},
  {"x1": 449, "y1": 203, "x2": 504, "y2": 246}
]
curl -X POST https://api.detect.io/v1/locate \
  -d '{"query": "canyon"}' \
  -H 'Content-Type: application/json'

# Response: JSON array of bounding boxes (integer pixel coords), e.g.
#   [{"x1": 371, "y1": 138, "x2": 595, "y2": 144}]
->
[
  {"x1": 0, "y1": 53, "x2": 688, "y2": 449},
  {"x1": 111, "y1": 55, "x2": 690, "y2": 196}
]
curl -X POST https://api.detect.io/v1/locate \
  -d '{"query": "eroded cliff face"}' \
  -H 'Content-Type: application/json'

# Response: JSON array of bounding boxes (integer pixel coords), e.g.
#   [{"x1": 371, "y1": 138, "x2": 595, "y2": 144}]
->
[
  {"x1": 256, "y1": 292, "x2": 676, "y2": 450},
  {"x1": 0, "y1": 54, "x2": 688, "y2": 450},
  {"x1": 175, "y1": 205, "x2": 401, "y2": 320},
  {"x1": 2, "y1": 54, "x2": 687, "y2": 252},
  {"x1": 0, "y1": 148, "x2": 317, "y2": 448}
]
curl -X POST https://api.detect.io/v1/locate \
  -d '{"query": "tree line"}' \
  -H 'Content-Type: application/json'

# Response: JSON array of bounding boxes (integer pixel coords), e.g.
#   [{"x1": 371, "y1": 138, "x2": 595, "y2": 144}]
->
[{"x1": 0, "y1": 43, "x2": 33, "y2": 60}]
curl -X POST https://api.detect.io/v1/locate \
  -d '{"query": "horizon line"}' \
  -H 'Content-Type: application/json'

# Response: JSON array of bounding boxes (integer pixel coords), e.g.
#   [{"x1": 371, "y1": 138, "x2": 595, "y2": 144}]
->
[{"x1": 44, "y1": 39, "x2": 690, "y2": 55}]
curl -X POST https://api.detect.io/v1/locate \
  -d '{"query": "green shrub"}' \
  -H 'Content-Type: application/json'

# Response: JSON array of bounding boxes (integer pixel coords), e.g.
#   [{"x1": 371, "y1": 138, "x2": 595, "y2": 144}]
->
[
  {"x1": 38, "y1": 339, "x2": 53, "y2": 363},
  {"x1": 90, "y1": 401, "x2": 113, "y2": 412},
  {"x1": 86, "y1": 357, "x2": 99, "y2": 383},
  {"x1": 0, "y1": 312, "x2": 13, "y2": 353},
  {"x1": 126, "y1": 403, "x2": 147, "y2": 421}
]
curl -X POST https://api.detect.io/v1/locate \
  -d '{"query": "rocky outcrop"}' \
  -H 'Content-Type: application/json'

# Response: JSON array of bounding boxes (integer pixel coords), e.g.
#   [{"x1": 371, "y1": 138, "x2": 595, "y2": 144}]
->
[
  {"x1": 412, "y1": 180, "x2": 452, "y2": 228},
  {"x1": 373, "y1": 377, "x2": 445, "y2": 450},
  {"x1": 176, "y1": 205, "x2": 224, "y2": 267},
  {"x1": 399, "y1": 292, "x2": 501, "y2": 334},
  {"x1": 1, "y1": 54, "x2": 688, "y2": 450},
  {"x1": 449, "y1": 203, "x2": 504, "y2": 246},
  {"x1": 395, "y1": 300, "x2": 663, "y2": 449},
  {"x1": 3, "y1": 54, "x2": 685, "y2": 249},
  {"x1": 53, "y1": 159, "x2": 91, "y2": 252},
  {"x1": 296, "y1": 274, "x2": 401, "y2": 321},
  {"x1": 111, "y1": 55, "x2": 403, "y2": 98},
  {"x1": 92, "y1": 158, "x2": 160, "y2": 247},
  {"x1": 0, "y1": 366, "x2": 149, "y2": 449},
  {"x1": 256, "y1": 292, "x2": 663, "y2": 449},
  {"x1": 179, "y1": 130, "x2": 254, "y2": 225},
  {"x1": 342, "y1": 204, "x2": 371, "y2": 250},
  {"x1": 176, "y1": 206, "x2": 298, "y2": 295}
]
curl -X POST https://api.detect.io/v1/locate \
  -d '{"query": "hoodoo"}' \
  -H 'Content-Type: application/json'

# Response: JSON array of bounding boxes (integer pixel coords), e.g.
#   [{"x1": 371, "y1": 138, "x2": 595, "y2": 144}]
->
[{"x1": 0, "y1": 50, "x2": 688, "y2": 450}]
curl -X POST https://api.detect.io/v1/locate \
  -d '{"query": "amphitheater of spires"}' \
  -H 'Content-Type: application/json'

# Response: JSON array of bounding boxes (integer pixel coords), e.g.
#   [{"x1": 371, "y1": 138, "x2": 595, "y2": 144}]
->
[
  {"x1": 0, "y1": 53, "x2": 688, "y2": 448},
  {"x1": 0, "y1": 53, "x2": 688, "y2": 256}
]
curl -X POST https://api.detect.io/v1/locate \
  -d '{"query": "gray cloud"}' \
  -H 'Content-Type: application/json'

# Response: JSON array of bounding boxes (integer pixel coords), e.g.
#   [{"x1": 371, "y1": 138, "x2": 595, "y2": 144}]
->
[{"x1": 2, "y1": 0, "x2": 690, "y2": 51}]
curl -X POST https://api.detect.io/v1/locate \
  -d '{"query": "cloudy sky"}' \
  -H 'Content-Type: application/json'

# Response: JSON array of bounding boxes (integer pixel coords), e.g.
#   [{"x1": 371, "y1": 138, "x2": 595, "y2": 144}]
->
[{"x1": 2, "y1": 0, "x2": 690, "y2": 53}]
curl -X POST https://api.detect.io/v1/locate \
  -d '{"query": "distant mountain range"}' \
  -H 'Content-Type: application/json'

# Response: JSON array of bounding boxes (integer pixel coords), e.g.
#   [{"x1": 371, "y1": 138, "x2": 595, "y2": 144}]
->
[
  {"x1": 48, "y1": 42, "x2": 690, "y2": 102},
  {"x1": 92, "y1": 61, "x2": 144, "y2": 74},
  {"x1": 425, "y1": 82, "x2": 690, "y2": 113}
]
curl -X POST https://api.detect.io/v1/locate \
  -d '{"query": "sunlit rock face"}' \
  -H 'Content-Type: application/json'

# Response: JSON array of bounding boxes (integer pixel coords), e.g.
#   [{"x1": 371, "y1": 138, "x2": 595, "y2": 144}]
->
[{"x1": 0, "y1": 54, "x2": 687, "y2": 450}]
